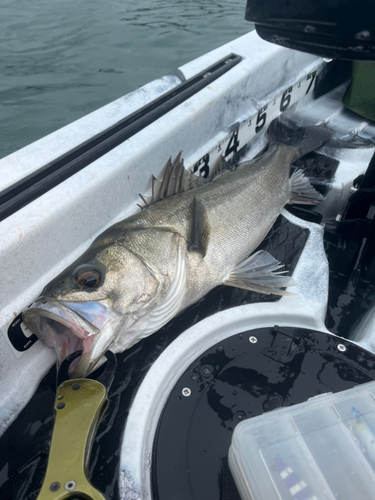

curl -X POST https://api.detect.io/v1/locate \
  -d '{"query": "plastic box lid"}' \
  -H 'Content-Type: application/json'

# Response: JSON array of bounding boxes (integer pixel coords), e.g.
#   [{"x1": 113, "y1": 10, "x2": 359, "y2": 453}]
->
[{"x1": 229, "y1": 380, "x2": 375, "y2": 500}]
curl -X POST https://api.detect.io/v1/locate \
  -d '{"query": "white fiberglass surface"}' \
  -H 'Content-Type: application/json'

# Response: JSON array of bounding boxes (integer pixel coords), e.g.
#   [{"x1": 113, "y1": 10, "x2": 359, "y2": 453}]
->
[{"x1": 0, "y1": 33, "x2": 325, "y2": 435}]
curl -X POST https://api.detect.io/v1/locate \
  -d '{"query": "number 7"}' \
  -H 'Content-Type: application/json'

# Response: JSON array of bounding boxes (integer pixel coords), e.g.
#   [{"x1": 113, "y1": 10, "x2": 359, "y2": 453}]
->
[{"x1": 306, "y1": 71, "x2": 317, "y2": 95}]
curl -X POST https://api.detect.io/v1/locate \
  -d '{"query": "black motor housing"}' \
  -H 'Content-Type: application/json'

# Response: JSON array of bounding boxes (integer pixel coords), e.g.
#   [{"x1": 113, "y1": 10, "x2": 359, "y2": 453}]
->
[{"x1": 245, "y1": 0, "x2": 375, "y2": 61}]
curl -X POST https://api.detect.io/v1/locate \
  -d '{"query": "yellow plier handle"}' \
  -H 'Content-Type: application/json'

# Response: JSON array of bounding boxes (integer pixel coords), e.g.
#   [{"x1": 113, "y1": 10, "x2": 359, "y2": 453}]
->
[{"x1": 37, "y1": 351, "x2": 116, "y2": 500}]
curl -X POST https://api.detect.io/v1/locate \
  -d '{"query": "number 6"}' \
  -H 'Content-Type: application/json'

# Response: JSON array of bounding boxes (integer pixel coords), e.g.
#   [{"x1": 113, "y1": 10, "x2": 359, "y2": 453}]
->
[{"x1": 280, "y1": 86, "x2": 292, "y2": 112}]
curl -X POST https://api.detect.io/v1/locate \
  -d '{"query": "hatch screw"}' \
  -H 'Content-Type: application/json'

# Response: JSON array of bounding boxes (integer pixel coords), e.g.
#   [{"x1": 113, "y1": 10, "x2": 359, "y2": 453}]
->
[
  {"x1": 249, "y1": 336, "x2": 258, "y2": 344},
  {"x1": 50, "y1": 482, "x2": 60, "y2": 492},
  {"x1": 65, "y1": 480, "x2": 76, "y2": 491},
  {"x1": 56, "y1": 403, "x2": 66, "y2": 410},
  {"x1": 182, "y1": 387, "x2": 191, "y2": 397},
  {"x1": 202, "y1": 367, "x2": 212, "y2": 377},
  {"x1": 337, "y1": 344, "x2": 347, "y2": 352},
  {"x1": 355, "y1": 30, "x2": 370, "y2": 40},
  {"x1": 304, "y1": 24, "x2": 316, "y2": 33},
  {"x1": 72, "y1": 383, "x2": 81, "y2": 390}
]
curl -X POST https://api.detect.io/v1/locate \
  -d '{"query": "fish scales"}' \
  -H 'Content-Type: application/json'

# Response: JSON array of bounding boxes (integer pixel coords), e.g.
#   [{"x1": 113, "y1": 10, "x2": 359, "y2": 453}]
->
[{"x1": 116, "y1": 143, "x2": 295, "y2": 309}]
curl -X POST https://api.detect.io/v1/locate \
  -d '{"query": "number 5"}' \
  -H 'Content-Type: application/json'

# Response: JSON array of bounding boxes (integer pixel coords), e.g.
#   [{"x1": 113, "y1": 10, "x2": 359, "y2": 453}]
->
[{"x1": 255, "y1": 104, "x2": 268, "y2": 133}]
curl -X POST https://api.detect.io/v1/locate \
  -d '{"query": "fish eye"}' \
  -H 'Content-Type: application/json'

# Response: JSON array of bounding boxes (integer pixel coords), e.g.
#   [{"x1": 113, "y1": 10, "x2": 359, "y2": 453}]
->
[{"x1": 75, "y1": 266, "x2": 101, "y2": 289}]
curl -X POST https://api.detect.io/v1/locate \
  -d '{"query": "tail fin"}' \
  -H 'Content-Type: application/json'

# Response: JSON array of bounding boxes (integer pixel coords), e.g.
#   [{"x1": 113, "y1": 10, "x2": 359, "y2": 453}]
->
[{"x1": 268, "y1": 118, "x2": 333, "y2": 160}]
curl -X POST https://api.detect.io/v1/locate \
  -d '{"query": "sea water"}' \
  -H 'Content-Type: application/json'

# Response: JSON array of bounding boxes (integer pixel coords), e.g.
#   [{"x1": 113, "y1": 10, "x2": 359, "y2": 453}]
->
[{"x1": 0, "y1": 0, "x2": 253, "y2": 159}]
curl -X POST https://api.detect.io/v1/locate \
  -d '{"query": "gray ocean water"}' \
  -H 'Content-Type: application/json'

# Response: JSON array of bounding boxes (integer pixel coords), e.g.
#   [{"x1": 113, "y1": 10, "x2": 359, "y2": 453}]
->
[{"x1": 0, "y1": 0, "x2": 253, "y2": 160}]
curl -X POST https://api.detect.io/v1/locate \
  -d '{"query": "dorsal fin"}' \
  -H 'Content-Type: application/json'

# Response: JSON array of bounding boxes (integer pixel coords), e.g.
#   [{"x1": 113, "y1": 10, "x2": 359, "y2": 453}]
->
[{"x1": 138, "y1": 152, "x2": 230, "y2": 208}]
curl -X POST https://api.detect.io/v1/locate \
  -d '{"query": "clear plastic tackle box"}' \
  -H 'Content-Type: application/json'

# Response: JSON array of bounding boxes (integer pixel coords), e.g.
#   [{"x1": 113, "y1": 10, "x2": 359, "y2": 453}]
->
[{"x1": 228, "y1": 380, "x2": 375, "y2": 500}]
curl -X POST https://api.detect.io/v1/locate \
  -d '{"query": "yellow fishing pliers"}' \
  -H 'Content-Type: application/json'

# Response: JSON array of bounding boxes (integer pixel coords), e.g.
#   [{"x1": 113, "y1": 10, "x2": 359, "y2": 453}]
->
[{"x1": 37, "y1": 350, "x2": 117, "y2": 500}]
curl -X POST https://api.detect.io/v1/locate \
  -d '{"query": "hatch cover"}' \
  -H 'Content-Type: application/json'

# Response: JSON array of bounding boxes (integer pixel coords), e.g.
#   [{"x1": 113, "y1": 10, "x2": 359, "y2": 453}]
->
[{"x1": 152, "y1": 326, "x2": 375, "y2": 500}]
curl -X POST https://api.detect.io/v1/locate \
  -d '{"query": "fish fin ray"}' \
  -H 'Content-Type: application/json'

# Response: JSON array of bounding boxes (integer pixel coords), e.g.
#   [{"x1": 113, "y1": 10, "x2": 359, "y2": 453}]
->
[
  {"x1": 151, "y1": 175, "x2": 162, "y2": 204},
  {"x1": 138, "y1": 193, "x2": 151, "y2": 206},
  {"x1": 289, "y1": 169, "x2": 324, "y2": 205},
  {"x1": 189, "y1": 195, "x2": 210, "y2": 256},
  {"x1": 145, "y1": 153, "x2": 189, "y2": 206},
  {"x1": 138, "y1": 152, "x2": 232, "y2": 208},
  {"x1": 167, "y1": 152, "x2": 182, "y2": 197},
  {"x1": 223, "y1": 250, "x2": 297, "y2": 296}
]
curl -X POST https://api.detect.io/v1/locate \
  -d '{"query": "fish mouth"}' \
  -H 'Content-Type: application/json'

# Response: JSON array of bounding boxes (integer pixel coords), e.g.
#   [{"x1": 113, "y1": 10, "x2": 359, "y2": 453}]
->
[{"x1": 22, "y1": 297, "x2": 112, "y2": 377}]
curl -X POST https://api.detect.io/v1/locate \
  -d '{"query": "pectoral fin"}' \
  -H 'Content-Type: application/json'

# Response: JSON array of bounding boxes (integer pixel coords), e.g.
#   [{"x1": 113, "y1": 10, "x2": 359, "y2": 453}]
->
[
  {"x1": 189, "y1": 196, "x2": 210, "y2": 257},
  {"x1": 223, "y1": 250, "x2": 296, "y2": 296}
]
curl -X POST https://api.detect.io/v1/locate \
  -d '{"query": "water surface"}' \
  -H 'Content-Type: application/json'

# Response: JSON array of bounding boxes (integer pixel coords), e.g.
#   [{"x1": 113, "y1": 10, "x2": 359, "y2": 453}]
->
[{"x1": 0, "y1": 0, "x2": 253, "y2": 159}]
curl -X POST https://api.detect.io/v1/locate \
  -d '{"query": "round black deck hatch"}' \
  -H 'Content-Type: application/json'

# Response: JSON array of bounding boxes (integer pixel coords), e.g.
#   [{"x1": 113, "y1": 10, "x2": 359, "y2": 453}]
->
[{"x1": 152, "y1": 326, "x2": 375, "y2": 500}]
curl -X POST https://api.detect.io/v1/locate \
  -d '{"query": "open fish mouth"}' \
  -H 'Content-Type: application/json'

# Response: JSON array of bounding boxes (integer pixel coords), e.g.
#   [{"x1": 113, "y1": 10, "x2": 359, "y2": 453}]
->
[{"x1": 22, "y1": 297, "x2": 112, "y2": 376}]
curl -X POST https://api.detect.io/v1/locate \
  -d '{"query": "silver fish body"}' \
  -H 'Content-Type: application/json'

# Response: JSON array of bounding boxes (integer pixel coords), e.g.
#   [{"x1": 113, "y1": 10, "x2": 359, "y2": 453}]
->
[
  {"x1": 120, "y1": 142, "x2": 293, "y2": 309},
  {"x1": 22, "y1": 121, "x2": 329, "y2": 377}
]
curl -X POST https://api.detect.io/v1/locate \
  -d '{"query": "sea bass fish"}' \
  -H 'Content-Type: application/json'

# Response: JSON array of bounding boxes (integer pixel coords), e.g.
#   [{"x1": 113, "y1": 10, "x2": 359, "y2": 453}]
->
[{"x1": 23, "y1": 119, "x2": 330, "y2": 377}]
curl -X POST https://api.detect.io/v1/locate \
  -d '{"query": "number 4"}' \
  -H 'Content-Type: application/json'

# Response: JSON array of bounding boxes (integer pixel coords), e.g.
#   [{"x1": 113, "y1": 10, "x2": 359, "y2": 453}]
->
[{"x1": 225, "y1": 130, "x2": 240, "y2": 158}]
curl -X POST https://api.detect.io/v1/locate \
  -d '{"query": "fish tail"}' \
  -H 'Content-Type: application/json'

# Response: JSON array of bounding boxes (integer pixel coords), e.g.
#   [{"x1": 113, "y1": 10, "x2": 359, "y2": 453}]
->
[{"x1": 268, "y1": 118, "x2": 332, "y2": 160}]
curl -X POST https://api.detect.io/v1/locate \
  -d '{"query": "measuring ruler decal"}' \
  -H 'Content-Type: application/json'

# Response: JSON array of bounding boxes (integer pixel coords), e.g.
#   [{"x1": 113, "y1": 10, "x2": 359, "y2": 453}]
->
[{"x1": 190, "y1": 70, "x2": 318, "y2": 178}]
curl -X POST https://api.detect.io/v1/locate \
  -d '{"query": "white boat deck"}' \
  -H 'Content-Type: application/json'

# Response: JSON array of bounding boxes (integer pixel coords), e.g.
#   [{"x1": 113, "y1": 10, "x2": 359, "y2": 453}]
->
[{"x1": 0, "y1": 30, "x2": 374, "y2": 453}]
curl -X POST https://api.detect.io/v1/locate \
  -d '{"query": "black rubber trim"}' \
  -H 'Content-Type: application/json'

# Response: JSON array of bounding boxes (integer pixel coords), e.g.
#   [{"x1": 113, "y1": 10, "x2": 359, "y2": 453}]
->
[{"x1": 0, "y1": 53, "x2": 242, "y2": 222}]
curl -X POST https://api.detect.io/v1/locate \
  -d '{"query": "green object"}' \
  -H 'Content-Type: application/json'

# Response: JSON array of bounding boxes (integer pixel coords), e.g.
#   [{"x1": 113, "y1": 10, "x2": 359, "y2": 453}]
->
[
  {"x1": 37, "y1": 378, "x2": 108, "y2": 500},
  {"x1": 343, "y1": 61, "x2": 375, "y2": 122}
]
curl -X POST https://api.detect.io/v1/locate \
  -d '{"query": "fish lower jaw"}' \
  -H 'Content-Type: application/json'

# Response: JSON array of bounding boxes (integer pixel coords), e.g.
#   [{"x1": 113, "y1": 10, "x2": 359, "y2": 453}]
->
[
  {"x1": 55, "y1": 333, "x2": 97, "y2": 376},
  {"x1": 71, "y1": 320, "x2": 117, "y2": 378}
]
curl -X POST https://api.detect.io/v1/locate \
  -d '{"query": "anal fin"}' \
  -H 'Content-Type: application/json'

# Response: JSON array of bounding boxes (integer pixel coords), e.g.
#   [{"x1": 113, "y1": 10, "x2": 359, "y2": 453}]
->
[
  {"x1": 189, "y1": 196, "x2": 210, "y2": 257},
  {"x1": 223, "y1": 250, "x2": 296, "y2": 296}
]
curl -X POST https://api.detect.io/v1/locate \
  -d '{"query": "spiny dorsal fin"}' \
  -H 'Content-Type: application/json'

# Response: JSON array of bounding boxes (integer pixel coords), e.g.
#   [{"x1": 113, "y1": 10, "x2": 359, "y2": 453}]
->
[
  {"x1": 189, "y1": 195, "x2": 210, "y2": 257},
  {"x1": 214, "y1": 155, "x2": 231, "y2": 176},
  {"x1": 138, "y1": 152, "x2": 231, "y2": 208}
]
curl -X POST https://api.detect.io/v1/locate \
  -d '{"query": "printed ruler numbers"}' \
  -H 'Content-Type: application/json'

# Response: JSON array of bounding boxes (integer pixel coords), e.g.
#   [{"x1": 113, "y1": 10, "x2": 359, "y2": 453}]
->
[{"x1": 192, "y1": 69, "x2": 318, "y2": 178}]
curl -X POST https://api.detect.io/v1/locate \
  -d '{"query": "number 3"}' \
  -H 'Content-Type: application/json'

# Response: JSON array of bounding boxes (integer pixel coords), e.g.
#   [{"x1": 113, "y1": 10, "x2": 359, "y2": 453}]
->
[{"x1": 193, "y1": 154, "x2": 210, "y2": 178}]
